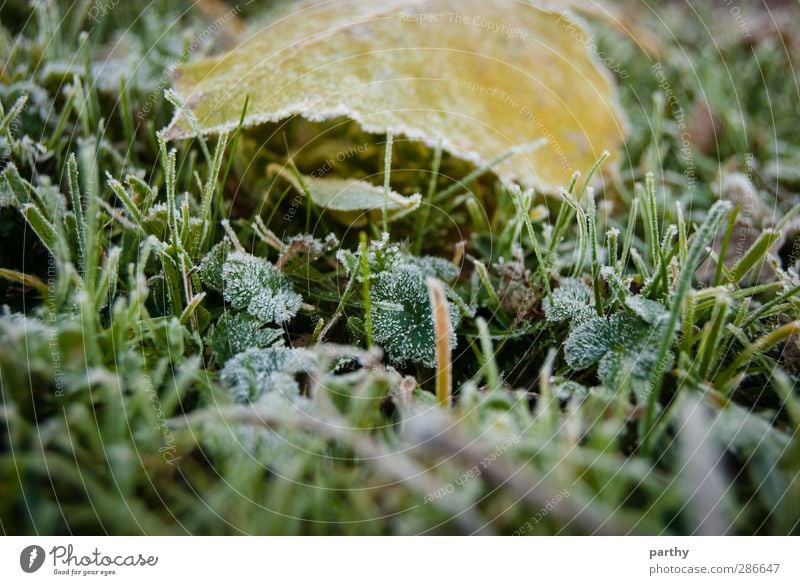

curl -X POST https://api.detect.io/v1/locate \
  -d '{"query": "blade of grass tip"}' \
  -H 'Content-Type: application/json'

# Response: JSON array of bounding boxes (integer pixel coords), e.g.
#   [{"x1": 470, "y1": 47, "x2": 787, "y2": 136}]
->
[
  {"x1": 72, "y1": 0, "x2": 96, "y2": 43},
  {"x1": 0, "y1": 268, "x2": 48, "y2": 297},
  {"x1": 620, "y1": 197, "x2": 639, "y2": 271},
  {"x1": 426, "y1": 277, "x2": 452, "y2": 407},
  {"x1": 679, "y1": 290, "x2": 697, "y2": 356},
  {"x1": 607, "y1": 227, "x2": 619, "y2": 272},
  {"x1": 20, "y1": 206, "x2": 58, "y2": 257},
  {"x1": 4, "y1": 164, "x2": 34, "y2": 208},
  {"x1": 359, "y1": 232, "x2": 373, "y2": 348},
  {"x1": 775, "y1": 202, "x2": 800, "y2": 232},
  {"x1": 264, "y1": 186, "x2": 293, "y2": 231},
  {"x1": 310, "y1": 317, "x2": 325, "y2": 344},
  {"x1": 643, "y1": 224, "x2": 677, "y2": 298},
  {"x1": 716, "y1": 321, "x2": 800, "y2": 390},
  {"x1": 179, "y1": 292, "x2": 207, "y2": 326},
  {"x1": 696, "y1": 295, "x2": 731, "y2": 380},
  {"x1": 641, "y1": 200, "x2": 731, "y2": 456},
  {"x1": 556, "y1": 189, "x2": 586, "y2": 278},
  {"x1": 93, "y1": 246, "x2": 121, "y2": 311},
  {"x1": 731, "y1": 296, "x2": 751, "y2": 332},
  {"x1": 180, "y1": 199, "x2": 191, "y2": 248},
  {"x1": 212, "y1": 95, "x2": 250, "y2": 241},
  {"x1": 382, "y1": 130, "x2": 394, "y2": 234},
  {"x1": 676, "y1": 203, "x2": 688, "y2": 267},
  {"x1": 118, "y1": 77, "x2": 135, "y2": 159},
  {"x1": 741, "y1": 281, "x2": 800, "y2": 329},
  {"x1": 413, "y1": 139, "x2": 443, "y2": 254},
  {"x1": 577, "y1": 150, "x2": 610, "y2": 200},
  {"x1": 105, "y1": 173, "x2": 143, "y2": 228},
  {"x1": 630, "y1": 248, "x2": 649, "y2": 282},
  {"x1": 645, "y1": 172, "x2": 661, "y2": 270},
  {"x1": 465, "y1": 196, "x2": 489, "y2": 235},
  {"x1": 220, "y1": 219, "x2": 245, "y2": 253},
  {"x1": 547, "y1": 169, "x2": 580, "y2": 256},
  {"x1": 318, "y1": 266, "x2": 359, "y2": 342},
  {"x1": 285, "y1": 159, "x2": 314, "y2": 233},
  {"x1": 433, "y1": 139, "x2": 546, "y2": 204},
  {"x1": 79, "y1": 34, "x2": 99, "y2": 131},
  {"x1": 71, "y1": 74, "x2": 91, "y2": 136},
  {"x1": 164, "y1": 89, "x2": 212, "y2": 166},
  {"x1": 159, "y1": 137, "x2": 181, "y2": 250},
  {"x1": 49, "y1": 88, "x2": 76, "y2": 149},
  {"x1": 219, "y1": 95, "x2": 249, "y2": 190},
  {"x1": 587, "y1": 188, "x2": 602, "y2": 315},
  {"x1": 514, "y1": 187, "x2": 552, "y2": 302},
  {"x1": 473, "y1": 259, "x2": 501, "y2": 308},
  {"x1": 67, "y1": 154, "x2": 86, "y2": 274},
  {"x1": 0, "y1": 94, "x2": 27, "y2": 135},
  {"x1": 548, "y1": 151, "x2": 608, "y2": 262},
  {"x1": 727, "y1": 228, "x2": 781, "y2": 285},
  {"x1": 713, "y1": 204, "x2": 740, "y2": 286},
  {"x1": 476, "y1": 317, "x2": 501, "y2": 392},
  {"x1": 199, "y1": 131, "x2": 230, "y2": 250}
]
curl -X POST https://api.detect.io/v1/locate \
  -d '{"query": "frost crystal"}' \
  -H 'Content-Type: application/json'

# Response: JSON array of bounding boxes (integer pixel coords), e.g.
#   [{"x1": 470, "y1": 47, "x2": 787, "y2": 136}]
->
[
  {"x1": 370, "y1": 264, "x2": 459, "y2": 367},
  {"x1": 625, "y1": 295, "x2": 668, "y2": 325},
  {"x1": 209, "y1": 311, "x2": 284, "y2": 362},
  {"x1": 543, "y1": 278, "x2": 595, "y2": 325},
  {"x1": 220, "y1": 346, "x2": 317, "y2": 403},
  {"x1": 198, "y1": 238, "x2": 231, "y2": 292},
  {"x1": 222, "y1": 251, "x2": 302, "y2": 324},
  {"x1": 565, "y1": 311, "x2": 668, "y2": 402},
  {"x1": 410, "y1": 255, "x2": 460, "y2": 281}
]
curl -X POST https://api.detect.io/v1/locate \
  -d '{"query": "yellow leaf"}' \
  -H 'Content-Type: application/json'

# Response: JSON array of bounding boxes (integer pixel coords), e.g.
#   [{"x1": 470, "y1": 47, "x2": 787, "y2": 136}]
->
[
  {"x1": 268, "y1": 163, "x2": 420, "y2": 226},
  {"x1": 166, "y1": 0, "x2": 627, "y2": 191}
]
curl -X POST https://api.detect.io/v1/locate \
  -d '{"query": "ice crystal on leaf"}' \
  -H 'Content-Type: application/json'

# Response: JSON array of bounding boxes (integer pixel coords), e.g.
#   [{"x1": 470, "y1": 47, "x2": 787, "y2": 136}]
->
[
  {"x1": 565, "y1": 312, "x2": 667, "y2": 402},
  {"x1": 220, "y1": 346, "x2": 317, "y2": 403},
  {"x1": 625, "y1": 295, "x2": 668, "y2": 325},
  {"x1": 198, "y1": 238, "x2": 231, "y2": 292},
  {"x1": 543, "y1": 278, "x2": 671, "y2": 400},
  {"x1": 370, "y1": 264, "x2": 459, "y2": 367},
  {"x1": 222, "y1": 251, "x2": 302, "y2": 324},
  {"x1": 209, "y1": 311, "x2": 284, "y2": 362},
  {"x1": 543, "y1": 278, "x2": 595, "y2": 325},
  {"x1": 412, "y1": 255, "x2": 460, "y2": 282}
]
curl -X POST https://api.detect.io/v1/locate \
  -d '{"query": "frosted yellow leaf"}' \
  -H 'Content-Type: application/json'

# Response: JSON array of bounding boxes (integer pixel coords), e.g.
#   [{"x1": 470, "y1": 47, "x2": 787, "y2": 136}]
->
[
  {"x1": 166, "y1": 0, "x2": 627, "y2": 191},
  {"x1": 268, "y1": 163, "x2": 420, "y2": 226}
]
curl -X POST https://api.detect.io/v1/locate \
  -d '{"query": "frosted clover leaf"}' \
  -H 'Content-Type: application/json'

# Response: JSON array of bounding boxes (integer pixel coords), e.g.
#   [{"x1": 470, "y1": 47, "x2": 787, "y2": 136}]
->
[
  {"x1": 222, "y1": 251, "x2": 301, "y2": 324},
  {"x1": 545, "y1": 279, "x2": 671, "y2": 401},
  {"x1": 198, "y1": 238, "x2": 231, "y2": 292},
  {"x1": 625, "y1": 295, "x2": 668, "y2": 325},
  {"x1": 209, "y1": 311, "x2": 284, "y2": 362},
  {"x1": 543, "y1": 278, "x2": 596, "y2": 325},
  {"x1": 565, "y1": 312, "x2": 669, "y2": 403},
  {"x1": 410, "y1": 254, "x2": 460, "y2": 281},
  {"x1": 370, "y1": 264, "x2": 459, "y2": 367},
  {"x1": 221, "y1": 347, "x2": 317, "y2": 403}
]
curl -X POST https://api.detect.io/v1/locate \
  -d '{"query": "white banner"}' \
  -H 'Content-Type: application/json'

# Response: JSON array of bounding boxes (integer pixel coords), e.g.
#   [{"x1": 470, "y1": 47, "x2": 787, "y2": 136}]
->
[{"x1": 0, "y1": 537, "x2": 797, "y2": 583}]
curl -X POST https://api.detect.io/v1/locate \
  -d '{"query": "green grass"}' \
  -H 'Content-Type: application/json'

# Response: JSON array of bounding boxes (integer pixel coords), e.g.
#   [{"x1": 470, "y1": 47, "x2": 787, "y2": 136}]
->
[{"x1": 1, "y1": 0, "x2": 799, "y2": 535}]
